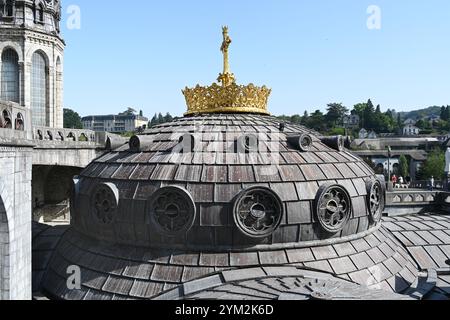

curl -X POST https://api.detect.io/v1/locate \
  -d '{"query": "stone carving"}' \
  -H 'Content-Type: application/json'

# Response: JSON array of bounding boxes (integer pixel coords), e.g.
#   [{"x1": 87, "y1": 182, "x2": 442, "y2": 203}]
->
[
  {"x1": 91, "y1": 183, "x2": 119, "y2": 224},
  {"x1": 233, "y1": 187, "x2": 283, "y2": 238},
  {"x1": 315, "y1": 184, "x2": 351, "y2": 233},
  {"x1": 367, "y1": 179, "x2": 383, "y2": 223},
  {"x1": 148, "y1": 186, "x2": 196, "y2": 235}
]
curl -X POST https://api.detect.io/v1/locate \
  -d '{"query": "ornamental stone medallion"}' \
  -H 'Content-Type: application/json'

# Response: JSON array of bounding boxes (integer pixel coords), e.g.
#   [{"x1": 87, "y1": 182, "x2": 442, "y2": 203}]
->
[
  {"x1": 148, "y1": 186, "x2": 196, "y2": 235},
  {"x1": 91, "y1": 183, "x2": 119, "y2": 224},
  {"x1": 315, "y1": 184, "x2": 352, "y2": 233},
  {"x1": 233, "y1": 187, "x2": 283, "y2": 238}
]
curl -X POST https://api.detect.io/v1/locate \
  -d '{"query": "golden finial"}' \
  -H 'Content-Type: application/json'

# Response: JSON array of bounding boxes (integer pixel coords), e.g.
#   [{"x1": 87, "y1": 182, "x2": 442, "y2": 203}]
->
[
  {"x1": 217, "y1": 26, "x2": 236, "y2": 87},
  {"x1": 182, "y1": 27, "x2": 271, "y2": 116}
]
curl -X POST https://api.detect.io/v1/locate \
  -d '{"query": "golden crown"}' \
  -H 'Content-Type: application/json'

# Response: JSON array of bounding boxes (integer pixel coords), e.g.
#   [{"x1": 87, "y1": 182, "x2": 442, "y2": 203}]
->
[{"x1": 183, "y1": 27, "x2": 271, "y2": 116}]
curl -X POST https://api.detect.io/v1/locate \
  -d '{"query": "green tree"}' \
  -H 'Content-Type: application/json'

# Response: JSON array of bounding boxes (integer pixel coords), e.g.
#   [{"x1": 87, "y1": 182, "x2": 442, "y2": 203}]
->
[
  {"x1": 307, "y1": 110, "x2": 326, "y2": 132},
  {"x1": 119, "y1": 107, "x2": 137, "y2": 116},
  {"x1": 419, "y1": 150, "x2": 445, "y2": 180},
  {"x1": 149, "y1": 114, "x2": 158, "y2": 127},
  {"x1": 301, "y1": 111, "x2": 309, "y2": 125},
  {"x1": 353, "y1": 103, "x2": 367, "y2": 128},
  {"x1": 164, "y1": 113, "x2": 173, "y2": 123},
  {"x1": 63, "y1": 108, "x2": 83, "y2": 129},
  {"x1": 440, "y1": 106, "x2": 448, "y2": 121},
  {"x1": 398, "y1": 155, "x2": 409, "y2": 178},
  {"x1": 325, "y1": 103, "x2": 348, "y2": 127},
  {"x1": 363, "y1": 99, "x2": 376, "y2": 129},
  {"x1": 157, "y1": 113, "x2": 164, "y2": 124},
  {"x1": 139, "y1": 110, "x2": 143, "y2": 117}
]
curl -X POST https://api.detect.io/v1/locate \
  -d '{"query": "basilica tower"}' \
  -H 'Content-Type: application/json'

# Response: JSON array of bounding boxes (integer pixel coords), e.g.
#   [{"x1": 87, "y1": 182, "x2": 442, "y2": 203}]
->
[{"x1": 0, "y1": 0, "x2": 64, "y2": 128}]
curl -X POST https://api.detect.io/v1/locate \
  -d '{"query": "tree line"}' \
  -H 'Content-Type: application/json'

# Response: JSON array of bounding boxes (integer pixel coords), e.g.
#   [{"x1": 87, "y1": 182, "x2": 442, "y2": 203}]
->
[{"x1": 277, "y1": 100, "x2": 450, "y2": 137}]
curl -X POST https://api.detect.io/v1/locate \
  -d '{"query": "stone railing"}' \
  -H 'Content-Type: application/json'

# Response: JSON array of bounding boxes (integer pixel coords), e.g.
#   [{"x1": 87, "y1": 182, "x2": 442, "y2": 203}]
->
[
  {"x1": 0, "y1": 101, "x2": 32, "y2": 140},
  {"x1": 385, "y1": 190, "x2": 439, "y2": 216},
  {"x1": 32, "y1": 126, "x2": 97, "y2": 144},
  {"x1": 409, "y1": 180, "x2": 444, "y2": 190}
]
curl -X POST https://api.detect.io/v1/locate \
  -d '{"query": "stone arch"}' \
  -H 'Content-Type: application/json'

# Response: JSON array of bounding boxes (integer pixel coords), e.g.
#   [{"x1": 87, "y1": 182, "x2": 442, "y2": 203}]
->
[
  {"x1": 1, "y1": 109, "x2": 12, "y2": 129},
  {"x1": 0, "y1": 43, "x2": 24, "y2": 62},
  {"x1": 0, "y1": 178, "x2": 11, "y2": 300},
  {"x1": 15, "y1": 112, "x2": 24, "y2": 131},
  {"x1": 1, "y1": 47, "x2": 20, "y2": 103}
]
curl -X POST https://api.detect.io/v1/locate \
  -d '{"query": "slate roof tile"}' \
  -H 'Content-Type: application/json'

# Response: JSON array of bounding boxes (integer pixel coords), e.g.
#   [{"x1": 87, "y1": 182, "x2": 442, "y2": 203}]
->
[
  {"x1": 285, "y1": 248, "x2": 314, "y2": 263},
  {"x1": 215, "y1": 184, "x2": 242, "y2": 202},
  {"x1": 102, "y1": 276, "x2": 134, "y2": 296},
  {"x1": 278, "y1": 165, "x2": 305, "y2": 182},
  {"x1": 202, "y1": 165, "x2": 228, "y2": 183},
  {"x1": 229, "y1": 166, "x2": 255, "y2": 183},
  {"x1": 258, "y1": 251, "x2": 288, "y2": 265},
  {"x1": 270, "y1": 183, "x2": 298, "y2": 201},
  {"x1": 150, "y1": 265, "x2": 184, "y2": 283},
  {"x1": 299, "y1": 165, "x2": 327, "y2": 180},
  {"x1": 199, "y1": 253, "x2": 229, "y2": 267},
  {"x1": 230, "y1": 252, "x2": 259, "y2": 267},
  {"x1": 329, "y1": 256, "x2": 357, "y2": 274},
  {"x1": 311, "y1": 246, "x2": 338, "y2": 260},
  {"x1": 286, "y1": 201, "x2": 312, "y2": 224},
  {"x1": 175, "y1": 165, "x2": 203, "y2": 182}
]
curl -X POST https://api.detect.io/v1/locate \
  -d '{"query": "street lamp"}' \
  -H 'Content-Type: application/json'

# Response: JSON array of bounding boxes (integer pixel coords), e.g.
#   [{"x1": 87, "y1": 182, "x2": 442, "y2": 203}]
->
[
  {"x1": 387, "y1": 146, "x2": 392, "y2": 187},
  {"x1": 387, "y1": 146, "x2": 391, "y2": 179}
]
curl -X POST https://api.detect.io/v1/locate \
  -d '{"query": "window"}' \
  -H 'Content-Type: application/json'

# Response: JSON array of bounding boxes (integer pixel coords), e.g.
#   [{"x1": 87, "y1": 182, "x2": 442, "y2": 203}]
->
[
  {"x1": 35, "y1": 2, "x2": 44, "y2": 22},
  {"x1": 5, "y1": 0, "x2": 14, "y2": 17},
  {"x1": 31, "y1": 51, "x2": 48, "y2": 126},
  {"x1": 1, "y1": 48, "x2": 20, "y2": 103}
]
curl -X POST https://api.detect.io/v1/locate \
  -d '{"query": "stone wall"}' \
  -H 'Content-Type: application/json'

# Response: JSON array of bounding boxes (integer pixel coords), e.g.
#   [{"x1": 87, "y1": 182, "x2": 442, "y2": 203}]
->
[{"x1": 0, "y1": 144, "x2": 33, "y2": 300}]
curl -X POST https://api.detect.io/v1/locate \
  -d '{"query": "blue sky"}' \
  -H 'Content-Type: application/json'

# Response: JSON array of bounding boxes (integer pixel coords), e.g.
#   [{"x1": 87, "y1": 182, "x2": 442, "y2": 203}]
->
[{"x1": 61, "y1": 0, "x2": 450, "y2": 118}]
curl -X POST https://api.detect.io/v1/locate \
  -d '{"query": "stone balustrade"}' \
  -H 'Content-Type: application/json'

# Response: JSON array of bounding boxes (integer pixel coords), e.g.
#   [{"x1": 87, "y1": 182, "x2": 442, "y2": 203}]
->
[
  {"x1": 0, "y1": 101, "x2": 32, "y2": 140},
  {"x1": 32, "y1": 126, "x2": 97, "y2": 144}
]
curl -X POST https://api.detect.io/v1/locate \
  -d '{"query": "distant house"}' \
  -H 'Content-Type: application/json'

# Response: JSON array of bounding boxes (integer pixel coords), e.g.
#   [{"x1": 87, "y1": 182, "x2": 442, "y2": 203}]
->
[
  {"x1": 403, "y1": 124, "x2": 420, "y2": 136},
  {"x1": 368, "y1": 130, "x2": 378, "y2": 139},
  {"x1": 359, "y1": 128, "x2": 368, "y2": 139},
  {"x1": 404, "y1": 119, "x2": 417, "y2": 126},
  {"x1": 343, "y1": 115, "x2": 360, "y2": 128},
  {"x1": 82, "y1": 114, "x2": 149, "y2": 133}
]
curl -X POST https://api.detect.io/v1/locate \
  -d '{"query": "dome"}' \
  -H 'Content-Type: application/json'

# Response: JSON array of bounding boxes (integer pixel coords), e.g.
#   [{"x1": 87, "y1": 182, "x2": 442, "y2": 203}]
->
[
  {"x1": 71, "y1": 113, "x2": 383, "y2": 249},
  {"x1": 37, "y1": 27, "x2": 421, "y2": 300}
]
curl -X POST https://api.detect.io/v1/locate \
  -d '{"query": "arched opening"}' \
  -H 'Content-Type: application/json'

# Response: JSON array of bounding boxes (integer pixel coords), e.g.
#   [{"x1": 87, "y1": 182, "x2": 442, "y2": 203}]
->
[
  {"x1": 35, "y1": 2, "x2": 44, "y2": 22},
  {"x1": 67, "y1": 132, "x2": 76, "y2": 141},
  {"x1": 0, "y1": 191, "x2": 10, "y2": 300},
  {"x1": 32, "y1": 166, "x2": 83, "y2": 223},
  {"x1": 1, "y1": 48, "x2": 20, "y2": 103},
  {"x1": 79, "y1": 133, "x2": 88, "y2": 142},
  {"x1": 1, "y1": 109, "x2": 12, "y2": 129},
  {"x1": 5, "y1": 0, "x2": 14, "y2": 17},
  {"x1": 15, "y1": 112, "x2": 24, "y2": 131},
  {"x1": 31, "y1": 51, "x2": 48, "y2": 127}
]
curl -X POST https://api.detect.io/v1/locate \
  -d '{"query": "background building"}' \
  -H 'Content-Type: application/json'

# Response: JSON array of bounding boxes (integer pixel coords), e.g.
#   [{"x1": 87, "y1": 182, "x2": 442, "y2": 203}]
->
[
  {"x1": 0, "y1": 0, "x2": 64, "y2": 128},
  {"x1": 82, "y1": 114, "x2": 149, "y2": 133}
]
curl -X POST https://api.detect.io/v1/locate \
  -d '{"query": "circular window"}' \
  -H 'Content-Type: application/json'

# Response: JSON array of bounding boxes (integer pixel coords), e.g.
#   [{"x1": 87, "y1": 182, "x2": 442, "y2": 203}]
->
[
  {"x1": 233, "y1": 187, "x2": 283, "y2": 238},
  {"x1": 367, "y1": 179, "x2": 384, "y2": 223},
  {"x1": 148, "y1": 186, "x2": 196, "y2": 235},
  {"x1": 315, "y1": 184, "x2": 351, "y2": 233},
  {"x1": 91, "y1": 183, "x2": 119, "y2": 224}
]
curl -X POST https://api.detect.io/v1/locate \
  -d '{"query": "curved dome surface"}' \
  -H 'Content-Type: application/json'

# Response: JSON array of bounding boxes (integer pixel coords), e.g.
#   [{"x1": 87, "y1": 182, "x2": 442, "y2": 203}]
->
[
  {"x1": 37, "y1": 113, "x2": 421, "y2": 300},
  {"x1": 71, "y1": 114, "x2": 383, "y2": 250}
]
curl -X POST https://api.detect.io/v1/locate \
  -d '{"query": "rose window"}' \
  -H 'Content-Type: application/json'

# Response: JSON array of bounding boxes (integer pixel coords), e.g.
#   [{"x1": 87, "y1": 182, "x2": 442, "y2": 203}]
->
[
  {"x1": 315, "y1": 185, "x2": 351, "y2": 233},
  {"x1": 233, "y1": 187, "x2": 283, "y2": 238},
  {"x1": 148, "y1": 186, "x2": 196, "y2": 235}
]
